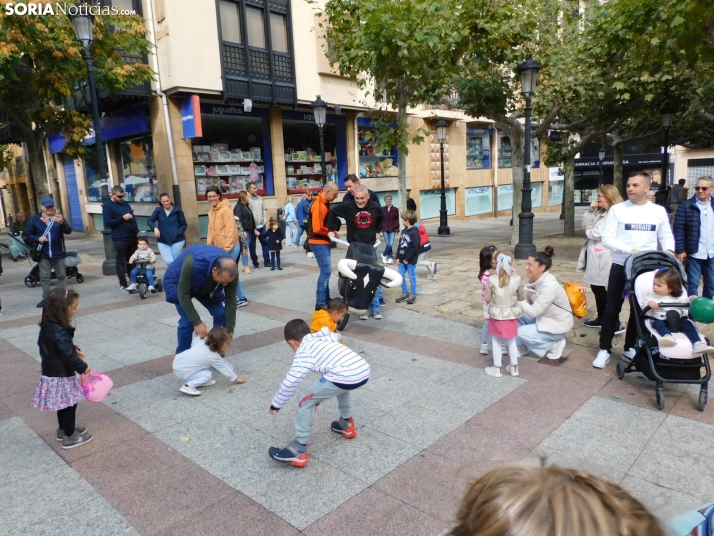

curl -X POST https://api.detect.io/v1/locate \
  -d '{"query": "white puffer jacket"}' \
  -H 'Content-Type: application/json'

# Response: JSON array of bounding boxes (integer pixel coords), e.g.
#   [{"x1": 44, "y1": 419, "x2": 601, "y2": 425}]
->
[{"x1": 519, "y1": 271, "x2": 574, "y2": 335}]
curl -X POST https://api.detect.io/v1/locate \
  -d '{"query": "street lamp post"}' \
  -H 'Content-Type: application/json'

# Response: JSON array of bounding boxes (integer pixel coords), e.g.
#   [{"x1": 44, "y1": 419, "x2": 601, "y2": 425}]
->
[
  {"x1": 661, "y1": 108, "x2": 674, "y2": 186},
  {"x1": 436, "y1": 119, "x2": 450, "y2": 236},
  {"x1": 514, "y1": 55, "x2": 540, "y2": 260},
  {"x1": 598, "y1": 146, "x2": 606, "y2": 188},
  {"x1": 311, "y1": 95, "x2": 328, "y2": 187}
]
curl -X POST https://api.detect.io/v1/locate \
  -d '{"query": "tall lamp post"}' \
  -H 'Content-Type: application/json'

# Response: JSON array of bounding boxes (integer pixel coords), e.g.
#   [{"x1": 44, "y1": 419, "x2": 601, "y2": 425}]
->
[
  {"x1": 514, "y1": 55, "x2": 540, "y2": 260},
  {"x1": 311, "y1": 95, "x2": 328, "y2": 186},
  {"x1": 661, "y1": 108, "x2": 674, "y2": 186},
  {"x1": 598, "y1": 146, "x2": 606, "y2": 188},
  {"x1": 436, "y1": 119, "x2": 450, "y2": 235}
]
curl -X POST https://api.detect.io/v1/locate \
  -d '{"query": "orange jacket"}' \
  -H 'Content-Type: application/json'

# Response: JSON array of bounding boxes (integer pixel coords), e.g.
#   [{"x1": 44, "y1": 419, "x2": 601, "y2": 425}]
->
[
  {"x1": 310, "y1": 309, "x2": 336, "y2": 333},
  {"x1": 308, "y1": 194, "x2": 331, "y2": 245},
  {"x1": 207, "y1": 199, "x2": 238, "y2": 252}
]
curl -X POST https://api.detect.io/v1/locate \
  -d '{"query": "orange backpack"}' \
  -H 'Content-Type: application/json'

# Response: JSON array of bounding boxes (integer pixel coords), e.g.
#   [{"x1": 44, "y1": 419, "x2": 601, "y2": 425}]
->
[{"x1": 563, "y1": 282, "x2": 587, "y2": 318}]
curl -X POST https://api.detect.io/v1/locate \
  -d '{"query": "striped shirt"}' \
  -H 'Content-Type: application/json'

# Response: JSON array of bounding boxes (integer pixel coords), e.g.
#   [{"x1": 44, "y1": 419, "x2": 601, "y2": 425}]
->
[{"x1": 271, "y1": 328, "x2": 371, "y2": 409}]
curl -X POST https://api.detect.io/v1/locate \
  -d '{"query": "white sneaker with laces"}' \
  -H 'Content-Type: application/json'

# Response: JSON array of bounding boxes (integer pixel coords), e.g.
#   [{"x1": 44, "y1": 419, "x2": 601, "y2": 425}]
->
[
  {"x1": 506, "y1": 364, "x2": 519, "y2": 377},
  {"x1": 148, "y1": 286, "x2": 155, "y2": 292},
  {"x1": 307, "y1": 252, "x2": 314, "y2": 258},
  {"x1": 546, "y1": 338, "x2": 566, "y2": 360},
  {"x1": 179, "y1": 385, "x2": 201, "y2": 396},
  {"x1": 485, "y1": 366, "x2": 502, "y2": 378},
  {"x1": 621, "y1": 347, "x2": 636, "y2": 362},
  {"x1": 372, "y1": 311, "x2": 382, "y2": 320},
  {"x1": 592, "y1": 349, "x2": 611, "y2": 368},
  {"x1": 479, "y1": 343, "x2": 489, "y2": 355},
  {"x1": 659, "y1": 334, "x2": 677, "y2": 347},
  {"x1": 126, "y1": 283, "x2": 137, "y2": 291},
  {"x1": 693, "y1": 341, "x2": 714, "y2": 353},
  {"x1": 381, "y1": 255, "x2": 388, "y2": 264},
  {"x1": 359, "y1": 314, "x2": 369, "y2": 320}
]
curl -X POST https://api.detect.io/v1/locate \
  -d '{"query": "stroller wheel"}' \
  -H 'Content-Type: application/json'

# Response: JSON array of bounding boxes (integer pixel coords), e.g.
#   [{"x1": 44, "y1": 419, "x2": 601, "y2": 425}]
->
[
  {"x1": 655, "y1": 389, "x2": 665, "y2": 411},
  {"x1": 336, "y1": 313, "x2": 350, "y2": 331},
  {"x1": 75, "y1": 273, "x2": 84, "y2": 283},
  {"x1": 616, "y1": 361, "x2": 625, "y2": 380},
  {"x1": 24, "y1": 275, "x2": 37, "y2": 288},
  {"x1": 699, "y1": 389, "x2": 708, "y2": 412}
]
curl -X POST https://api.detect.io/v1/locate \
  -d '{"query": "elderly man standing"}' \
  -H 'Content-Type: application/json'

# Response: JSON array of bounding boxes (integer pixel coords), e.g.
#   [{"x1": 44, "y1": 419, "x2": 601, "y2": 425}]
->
[
  {"x1": 164, "y1": 245, "x2": 239, "y2": 353},
  {"x1": 673, "y1": 176, "x2": 714, "y2": 298},
  {"x1": 25, "y1": 198, "x2": 72, "y2": 307}
]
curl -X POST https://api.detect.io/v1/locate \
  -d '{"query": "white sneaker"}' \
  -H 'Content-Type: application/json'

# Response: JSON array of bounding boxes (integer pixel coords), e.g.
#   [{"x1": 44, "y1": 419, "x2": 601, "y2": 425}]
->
[
  {"x1": 621, "y1": 347, "x2": 636, "y2": 362},
  {"x1": 359, "y1": 314, "x2": 369, "y2": 320},
  {"x1": 592, "y1": 349, "x2": 611, "y2": 368},
  {"x1": 387, "y1": 258, "x2": 394, "y2": 264},
  {"x1": 516, "y1": 346, "x2": 530, "y2": 358},
  {"x1": 372, "y1": 311, "x2": 382, "y2": 320},
  {"x1": 427, "y1": 275, "x2": 437, "y2": 281},
  {"x1": 307, "y1": 252, "x2": 314, "y2": 258},
  {"x1": 381, "y1": 255, "x2": 388, "y2": 264},
  {"x1": 126, "y1": 283, "x2": 137, "y2": 291},
  {"x1": 693, "y1": 341, "x2": 714, "y2": 353},
  {"x1": 546, "y1": 338, "x2": 566, "y2": 360},
  {"x1": 659, "y1": 334, "x2": 677, "y2": 347},
  {"x1": 198, "y1": 379, "x2": 216, "y2": 387},
  {"x1": 179, "y1": 385, "x2": 201, "y2": 396},
  {"x1": 148, "y1": 286, "x2": 155, "y2": 292},
  {"x1": 479, "y1": 343, "x2": 489, "y2": 355},
  {"x1": 485, "y1": 366, "x2": 502, "y2": 378},
  {"x1": 506, "y1": 364, "x2": 519, "y2": 377}
]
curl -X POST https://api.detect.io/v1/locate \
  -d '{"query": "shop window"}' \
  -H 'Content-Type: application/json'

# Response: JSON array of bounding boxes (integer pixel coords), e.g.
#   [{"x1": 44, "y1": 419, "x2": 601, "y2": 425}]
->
[
  {"x1": 83, "y1": 145, "x2": 108, "y2": 202},
  {"x1": 220, "y1": 0, "x2": 242, "y2": 44},
  {"x1": 466, "y1": 128, "x2": 492, "y2": 170},
  {"x1": 548, "y1": 179, "x2": 564, "y2": 206},
  {"x1": 283, "y1": 120, "x2": 337, "y2": 193},
  {"x1": 270, "y1": 13, "x2": 288, "y2": 53},
  {"x1": 246, "y1": 7, "x2": 266, "y2": 49},
  {"x1": 531, "y1": 182, "x2": 543, "y2": 208},
  {"x1": 358, "y1": 124, "x2": 398, "y2": 179},
  {"x1": 465, "y1": 187, "x2": 493, "y2": 216},
  {"x1": 498, "y1": 136, "x2": 512, "y2": 168},
  {"x1": 192, "y1": 113, "x2": 266, "y2": 200},
  {"x1": 118, "y1": 136, "x2": 156, "y2": 203}
]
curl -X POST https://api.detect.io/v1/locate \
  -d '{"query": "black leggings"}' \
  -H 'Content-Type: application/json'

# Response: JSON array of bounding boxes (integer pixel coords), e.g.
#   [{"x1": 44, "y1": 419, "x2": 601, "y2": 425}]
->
[
  {"x1": 591, "y1": 284, "x2": 607, "y2": 319},
  {"x1": 57, "y1": 404, "x2": 77, "y2": 437},
  {"x1": 599, "y1": 264, "x2": 637, "y2": 351}
]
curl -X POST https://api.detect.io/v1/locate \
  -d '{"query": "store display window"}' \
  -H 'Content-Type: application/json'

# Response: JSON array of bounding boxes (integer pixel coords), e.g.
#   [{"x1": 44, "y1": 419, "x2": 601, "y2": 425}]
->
[
  {"x1": 282, "y1": 110, "x2": 347, "y2": 193},
  {"x1": 465, "y1": 187, "x2": 493, "y2": 216},
  {"x1": 192, "y1": 104, "x2": 273, "y2": 200},
  {"x1": 498, "y1": 136, "x2": 512, "y2": 168},
  {"x1": 118, "y1": 136, "x2": 156, "y2": 203},
  {"x1": 466, "y1": 127, "x2": 492, "y2": 170},
  {"x1": 83, "y1": 145, "x2": 108, "y2": 202},
  {"x1": 357, "y1": 118, "x2": 399, "y2": 179},
  {"x1": 548, "y1": 179, "x2": 564, "y2": 206},
  {"x1": 574, "y1": 170, "x2": 601, "y2": 205}
]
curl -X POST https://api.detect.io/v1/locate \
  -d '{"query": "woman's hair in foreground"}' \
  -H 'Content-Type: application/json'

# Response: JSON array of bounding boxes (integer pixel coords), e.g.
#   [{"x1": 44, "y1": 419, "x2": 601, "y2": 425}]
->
[{"x1": 451, "y1": 464, "x2": 666, "y2": 536}]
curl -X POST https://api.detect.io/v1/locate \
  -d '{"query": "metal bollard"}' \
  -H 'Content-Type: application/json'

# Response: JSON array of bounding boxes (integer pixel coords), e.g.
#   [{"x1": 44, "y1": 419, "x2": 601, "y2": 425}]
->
[{"x1": 101, "y1": 228, "x2": 117, "y2": 276}]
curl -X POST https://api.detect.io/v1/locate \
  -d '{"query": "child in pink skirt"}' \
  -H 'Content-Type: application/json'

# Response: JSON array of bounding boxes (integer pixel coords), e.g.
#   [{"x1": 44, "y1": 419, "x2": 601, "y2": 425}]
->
[
  {"x1": 32, "y1": 288, "x2": 94, "y2": 449},
  {"x1": 485, "y1": 253, "x2": 524, "y2": 378}
]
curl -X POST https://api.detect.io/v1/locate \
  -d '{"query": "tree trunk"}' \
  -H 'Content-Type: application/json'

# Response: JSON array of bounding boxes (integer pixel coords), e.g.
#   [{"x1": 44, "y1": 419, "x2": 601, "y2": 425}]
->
[
  {"x1": 25, "y1": 133, "x2": 49, "y2": 212},
  {"x1": 613, "y1": 144, "x2": 624, "y2": 196},
  {"x1": 509, "y1": 126, "x2": 524, "y2": 246},
  {"x1": 397, "y1": 102, "x2": 408, "y2": 216},
  {"x1": 563, "y1": 154, "x2": 575, "y2": 237}
]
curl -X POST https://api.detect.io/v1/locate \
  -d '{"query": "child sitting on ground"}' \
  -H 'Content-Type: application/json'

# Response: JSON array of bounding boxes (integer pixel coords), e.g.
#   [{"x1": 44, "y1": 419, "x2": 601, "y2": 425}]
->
[
  {"x1": 173, "y1": 326, "x2": 246, "y2": 396},
  {"x1": 311, "y1": 298, "x2": 348, "y2": 335},
  {"x1": 485, "y1": 253, "x2": 524, "y2": 378},
  {"x1": 127, "y1": 237, "x2": 156, "y2": 292},
  {"x1": 639, "y1": 267, "x2": 714, "y2": 353},
  {"x1": 395, "y1": 210, "x2": 421, "y2": 305},
  {"x1": 266, "y1": 219, "x2": 284, "y2": 271},
  {"x1": 268, "y1": 320, "x2": 370, "y2": 467}
]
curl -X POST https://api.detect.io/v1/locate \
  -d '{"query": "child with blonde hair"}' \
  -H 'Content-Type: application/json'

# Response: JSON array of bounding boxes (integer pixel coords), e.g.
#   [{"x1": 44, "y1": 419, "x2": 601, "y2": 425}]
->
[{"x1": 485, "y1": 253, "x2": 524, "y2": 377}]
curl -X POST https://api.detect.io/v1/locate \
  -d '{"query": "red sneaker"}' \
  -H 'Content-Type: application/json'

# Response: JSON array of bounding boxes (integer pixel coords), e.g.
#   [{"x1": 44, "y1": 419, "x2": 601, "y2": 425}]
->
[{"x1": 331, "y1": 417, "x2": 357, "y2": 439}]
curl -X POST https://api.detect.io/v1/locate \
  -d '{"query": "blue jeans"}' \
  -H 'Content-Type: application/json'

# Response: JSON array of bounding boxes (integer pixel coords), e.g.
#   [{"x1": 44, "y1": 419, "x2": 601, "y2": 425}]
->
[
  {"x1": 311, "y1": 244, "x2": 332, "y2": 306},
  {"x1": 175, "y1": 297, "x2": 226, "y2": 354},
  {"x1": 130, "y1": 266, "x2": 154, "y2": 287},
  {"x1": 399, "y1": 262, "x2": 417, "y2": 295},
  {"x1": 229, "y1": 244, "x2": 247, "y2": 301},
  {"x1": 652, "y1": 318, "x2": 701, "y2": 345},
  {"x1": 370, "y1": 286, "x2": 383, "y2": 313},
  {"x1": 686, "y1": 256, "x2": 714, "y2": 299},
  {"x1": 382, "y1": 232, "x2": 395, "y2": 259},
  {"x1": 249, "y1": 227, "x2": 270, "y2": 267},
  {"x1": 157, "y1": 241, "x2": 185, "y2": 266},
  {"x1": 295, "y1": 224, "x2": 305, "y2": 246},
  {"x1": 516, "y1": 314, "x2": 565, "y2": 357}
]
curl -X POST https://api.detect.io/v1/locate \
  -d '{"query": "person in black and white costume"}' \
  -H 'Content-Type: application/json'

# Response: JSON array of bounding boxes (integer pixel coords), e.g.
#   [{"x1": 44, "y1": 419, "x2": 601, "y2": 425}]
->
[{"x1": 592, "y1": 171, "x2": 675, "y2": 368}]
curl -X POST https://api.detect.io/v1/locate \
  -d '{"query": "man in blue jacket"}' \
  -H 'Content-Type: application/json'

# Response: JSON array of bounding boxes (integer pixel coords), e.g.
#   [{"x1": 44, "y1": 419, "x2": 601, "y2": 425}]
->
[
  {"x1": 673, "y1": 176, "x2": 714, "y2": 298},
  {"x1": 294, "y1": 191, "x2": 313, "y2": 247},
  {"x1": 102, "y1": 185, "x2": 139, "y2": 290},
  {"x1": 25, "y1": 197, "x2": 72, "y2": 307}
]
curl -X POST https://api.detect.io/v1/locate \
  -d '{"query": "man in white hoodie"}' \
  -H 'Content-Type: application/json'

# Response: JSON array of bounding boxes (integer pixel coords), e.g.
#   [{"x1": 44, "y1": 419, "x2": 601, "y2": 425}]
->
[{"x1": 593, "y1": 172, "x2": 675, "y2": 368}]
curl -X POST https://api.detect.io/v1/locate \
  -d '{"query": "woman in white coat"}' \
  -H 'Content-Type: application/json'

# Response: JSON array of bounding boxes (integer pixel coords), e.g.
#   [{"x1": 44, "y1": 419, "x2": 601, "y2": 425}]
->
[
  {"x1": 517, "y1": 247, "x2": 574, "y2": 360},
  {"x1": 577, "y1": 185, "x2": 623, "y2": 329}
]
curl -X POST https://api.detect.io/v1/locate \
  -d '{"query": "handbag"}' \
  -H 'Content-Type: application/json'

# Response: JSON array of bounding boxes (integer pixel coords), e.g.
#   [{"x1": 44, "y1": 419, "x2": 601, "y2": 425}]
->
[{"x1": 80, "y1": 371, "x2": 114, "y2": 402}]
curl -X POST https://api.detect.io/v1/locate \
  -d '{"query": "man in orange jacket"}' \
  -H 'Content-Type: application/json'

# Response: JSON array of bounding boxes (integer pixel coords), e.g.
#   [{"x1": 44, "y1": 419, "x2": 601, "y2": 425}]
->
[{"x1": 308, "y1": 182, "x2": 340, "y2": 310}]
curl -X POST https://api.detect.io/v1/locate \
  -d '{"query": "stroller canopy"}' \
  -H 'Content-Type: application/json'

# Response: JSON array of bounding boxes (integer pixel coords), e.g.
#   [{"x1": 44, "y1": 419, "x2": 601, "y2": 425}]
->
[{"x1": 625, "y1": 251, "x2": 686, "y2": 293}]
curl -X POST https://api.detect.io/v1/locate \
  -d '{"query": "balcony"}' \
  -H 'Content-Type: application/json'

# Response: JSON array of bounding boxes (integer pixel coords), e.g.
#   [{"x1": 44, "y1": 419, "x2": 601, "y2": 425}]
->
[{"x1": 222, "y1": 44, "x2": 295, "y2": 104}]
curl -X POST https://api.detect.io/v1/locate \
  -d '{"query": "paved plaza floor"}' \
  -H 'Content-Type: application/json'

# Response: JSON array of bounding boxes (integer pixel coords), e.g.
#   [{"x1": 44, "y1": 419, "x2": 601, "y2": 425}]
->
[{"x1": 1, "y1": 212, "x2": 713, "y2": 535}]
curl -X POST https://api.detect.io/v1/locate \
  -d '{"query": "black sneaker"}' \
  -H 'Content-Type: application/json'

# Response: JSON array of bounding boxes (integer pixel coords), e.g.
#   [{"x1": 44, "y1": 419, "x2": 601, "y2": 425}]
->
[
  {"x1": 253, "y1": 265, "x2": 260, "y2": 270},
  {"x1": 584, "y1": 318, "x2": 602, "y2": 328},
  {"x1": 237, "y1": 298, "x2": 248, "y2": 307},
  {"x1": 120, "y1": 284, "x2": 129, "y2": 291},
  {"x1": 614, "y1": 322, "x2": 626, "y2": 335},
  {"x1": 268, "y1": 441, "x2": 308, "y2": 467},
  {"x1": 36, "y1": 300, "x2": 44, "y2": 308}
]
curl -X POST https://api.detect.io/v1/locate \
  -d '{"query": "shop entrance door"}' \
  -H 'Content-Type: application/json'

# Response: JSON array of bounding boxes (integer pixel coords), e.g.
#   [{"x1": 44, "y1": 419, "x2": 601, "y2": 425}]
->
[{"x1": 62, "y1": 157, "x2": 84, "y2": 231}]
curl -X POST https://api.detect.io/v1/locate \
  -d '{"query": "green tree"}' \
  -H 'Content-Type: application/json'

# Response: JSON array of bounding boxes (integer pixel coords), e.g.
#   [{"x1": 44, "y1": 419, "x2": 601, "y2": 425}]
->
[{"x1": 0, "y1": 4, "x2": 152, "y2": 208}]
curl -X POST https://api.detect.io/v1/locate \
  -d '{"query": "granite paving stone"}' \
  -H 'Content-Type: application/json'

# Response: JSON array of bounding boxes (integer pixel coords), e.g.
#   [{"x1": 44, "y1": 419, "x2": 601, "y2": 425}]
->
[
  {"x1": 367, "y1": 403, "x2": 469, "y2": 449},
  {"x1": 566, "y1": 396, "x2": 668, "y2": 440},
  {"x1": 620, "y1": 474, "x2": 708, "y2": 523}
]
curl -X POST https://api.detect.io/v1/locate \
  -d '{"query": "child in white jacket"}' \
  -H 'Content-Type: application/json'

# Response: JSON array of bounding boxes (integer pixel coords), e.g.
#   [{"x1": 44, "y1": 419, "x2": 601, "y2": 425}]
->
[
  {"x1": 127, "y1": 237, "x2": 157, "y2": 291},
  {"x1": 173, "y1": 326, "x2": 246, "y2": 396}
]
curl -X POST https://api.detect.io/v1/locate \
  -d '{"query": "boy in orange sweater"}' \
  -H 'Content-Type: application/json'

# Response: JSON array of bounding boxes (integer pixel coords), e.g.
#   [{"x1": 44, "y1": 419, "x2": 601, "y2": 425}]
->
[{"x1": 311, "y1": 298, "x2": 348, "y2": 333}]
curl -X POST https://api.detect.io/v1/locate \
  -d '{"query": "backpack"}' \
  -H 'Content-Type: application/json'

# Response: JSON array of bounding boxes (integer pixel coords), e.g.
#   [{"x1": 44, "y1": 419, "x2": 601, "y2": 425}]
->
[{"x1": 563, "y1": 282, "x2": 587, "y2": 318}]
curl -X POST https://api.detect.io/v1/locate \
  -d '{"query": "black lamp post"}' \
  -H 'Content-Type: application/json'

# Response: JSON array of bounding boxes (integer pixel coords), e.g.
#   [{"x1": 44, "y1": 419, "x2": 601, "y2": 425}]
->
[
  {"x1": 311, "y1": 95, "x2": 328, "y2": 186},
  {"x1": 598, "y1": 146, "x2": 606, "y2": 188},
  {"x1": 436, "y1": 119, "x2": 450, "y2": 235},
  {"x1": 514, "y1": 55, "x2": 540, "y2": 260},
  {"x1": 661, "y1": 108, "x2": 674, "y2": 186}
]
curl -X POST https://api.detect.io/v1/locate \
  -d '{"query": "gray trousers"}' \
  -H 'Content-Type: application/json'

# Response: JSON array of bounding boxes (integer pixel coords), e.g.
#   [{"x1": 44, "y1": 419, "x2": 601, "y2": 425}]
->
[
  {"x1": 294, "y1": 377, "x2": 353, "y2": 444},
  {"x1": 39, "y1": 256, "x2": 67, "y2": 298}
]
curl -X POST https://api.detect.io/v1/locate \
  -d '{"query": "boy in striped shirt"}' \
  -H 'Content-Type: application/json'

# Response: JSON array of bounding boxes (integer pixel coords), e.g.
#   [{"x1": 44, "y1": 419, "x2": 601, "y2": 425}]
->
[{"x1": 268, "y1": 319, "x2": 370, "y2": 467}]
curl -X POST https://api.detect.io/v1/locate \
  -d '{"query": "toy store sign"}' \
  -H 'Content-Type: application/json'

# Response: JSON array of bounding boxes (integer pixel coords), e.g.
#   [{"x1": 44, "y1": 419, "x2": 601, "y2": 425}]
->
[{"x1": 5, "y1": 3, "x2": 135, "y2": 15}]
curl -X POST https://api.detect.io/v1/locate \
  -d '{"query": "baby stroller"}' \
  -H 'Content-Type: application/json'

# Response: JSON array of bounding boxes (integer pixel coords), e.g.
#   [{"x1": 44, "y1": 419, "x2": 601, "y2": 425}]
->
[
  {"x1": 616, "y1": 251, "x2": 711, "y2": 411},
  {"x1": 332, "y1": 237, "x2": 402, "y2": 330},
  {"x1": 24, "y1": 249, "x2": 84, "y2": 287},
  {"x1": 7, "y1": 234, "x2": 31, "y2": 262}
]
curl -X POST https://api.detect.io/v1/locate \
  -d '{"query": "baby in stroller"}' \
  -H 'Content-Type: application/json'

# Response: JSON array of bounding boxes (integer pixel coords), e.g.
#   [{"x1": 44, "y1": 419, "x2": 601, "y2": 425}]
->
[{"x1": 638, "y1": 267, "x2": 714, "y2": 355}]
